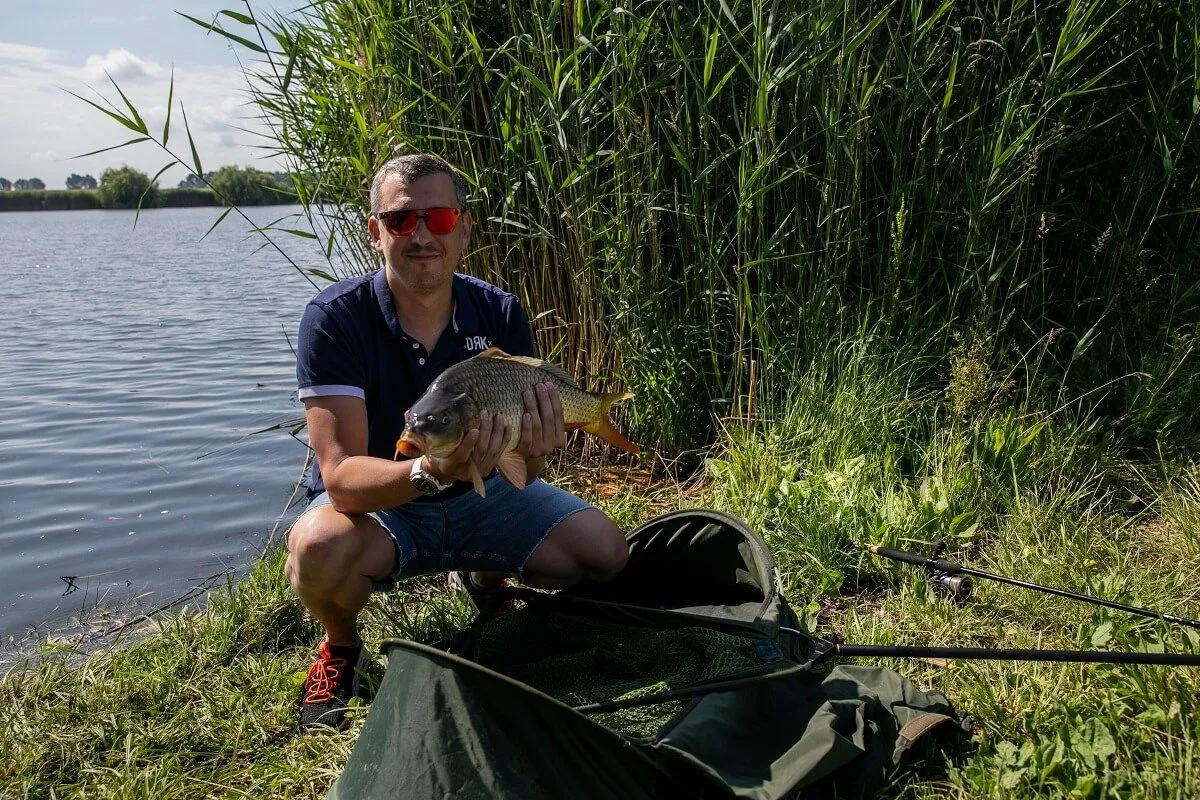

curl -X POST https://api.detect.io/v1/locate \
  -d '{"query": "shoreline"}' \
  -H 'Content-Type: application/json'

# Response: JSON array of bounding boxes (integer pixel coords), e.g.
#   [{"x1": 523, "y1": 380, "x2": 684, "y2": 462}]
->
[{"x1": 0, "y1": 189, "x2": 299, "y2": 212}]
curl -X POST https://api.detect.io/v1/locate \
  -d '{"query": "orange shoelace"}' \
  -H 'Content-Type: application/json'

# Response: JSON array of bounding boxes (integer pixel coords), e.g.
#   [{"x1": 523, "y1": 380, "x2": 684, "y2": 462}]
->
[{"x1": 304, "y1": 643, "x2": 350, "y2": 704}]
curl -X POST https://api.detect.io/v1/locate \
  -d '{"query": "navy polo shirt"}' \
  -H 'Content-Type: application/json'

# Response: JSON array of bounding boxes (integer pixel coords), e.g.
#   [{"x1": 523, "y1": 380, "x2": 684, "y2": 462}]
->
[{"x1": 296, "y1": 269, "x2": 536, "y2": 497}]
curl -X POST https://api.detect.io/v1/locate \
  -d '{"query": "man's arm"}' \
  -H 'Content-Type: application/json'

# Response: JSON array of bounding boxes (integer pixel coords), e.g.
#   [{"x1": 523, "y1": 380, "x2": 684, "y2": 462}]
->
[
  {"x1": 305, "y1": 395, "x2": 425, "y2": 514},
  {"x1": 306, "y1": 394, "x2": 512, "y2": 514}
]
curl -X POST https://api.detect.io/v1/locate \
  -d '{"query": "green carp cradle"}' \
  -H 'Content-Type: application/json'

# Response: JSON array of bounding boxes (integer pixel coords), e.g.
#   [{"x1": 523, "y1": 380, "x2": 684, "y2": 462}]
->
[{"x1": 395, "y1": 348, "x2": 638, "y2": 496}]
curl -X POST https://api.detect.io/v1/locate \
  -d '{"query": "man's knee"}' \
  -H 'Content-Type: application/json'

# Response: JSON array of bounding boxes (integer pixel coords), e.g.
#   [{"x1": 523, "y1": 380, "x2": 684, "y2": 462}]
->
[
  {"x1": 285, "y1": 506, "x2": 377, "y2": 592},
  {"x1": 591, "y1": 522, "x2": 629, "y2": 581},
  {"x1": 560, "y1": 510, "x2": 629, "y2": 582}
]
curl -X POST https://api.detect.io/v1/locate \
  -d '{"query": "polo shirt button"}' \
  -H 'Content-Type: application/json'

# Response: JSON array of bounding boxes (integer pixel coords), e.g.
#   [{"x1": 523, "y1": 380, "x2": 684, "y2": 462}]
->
[
  {"x1": 419, "y1": 357, "x2": 426, "y2": 365},
  {"x1": 412, "y1": 342, "x2": 419, "y2": 349}
]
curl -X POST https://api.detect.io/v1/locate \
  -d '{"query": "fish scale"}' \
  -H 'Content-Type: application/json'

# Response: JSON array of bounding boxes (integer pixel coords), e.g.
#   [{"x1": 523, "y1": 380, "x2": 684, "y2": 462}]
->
[
  {"x1": 446, "y1": 358, "x2": 610, "y2": 451},
  {"x1": 397, "y1": 348, "x2": 638, "y2": 496}
]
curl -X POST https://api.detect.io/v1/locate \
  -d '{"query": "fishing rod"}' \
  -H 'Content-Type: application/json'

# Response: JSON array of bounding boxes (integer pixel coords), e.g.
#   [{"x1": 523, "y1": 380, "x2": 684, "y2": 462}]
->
[
  {"x1": 857, "y1": 541, "x2": 1200, "y2": 631},
  {"x1": 574, "y1": 627, "x2": 1200, "y2": 717}
]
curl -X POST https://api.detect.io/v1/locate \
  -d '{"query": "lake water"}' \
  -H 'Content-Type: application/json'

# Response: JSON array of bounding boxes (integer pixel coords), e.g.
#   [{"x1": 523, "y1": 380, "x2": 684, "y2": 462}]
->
[{"x1": 0, "y1": 206, "x2": 329, "y2": 649}]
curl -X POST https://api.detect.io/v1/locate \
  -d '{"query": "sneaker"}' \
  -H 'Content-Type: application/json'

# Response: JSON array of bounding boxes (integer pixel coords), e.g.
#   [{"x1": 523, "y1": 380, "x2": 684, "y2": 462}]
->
[
  {"x1": 448, "y1": 571, "x2": 515, "y2": 617},
  {"x1": 298, "y1": 640, "x2": 366, "y2": 731}
]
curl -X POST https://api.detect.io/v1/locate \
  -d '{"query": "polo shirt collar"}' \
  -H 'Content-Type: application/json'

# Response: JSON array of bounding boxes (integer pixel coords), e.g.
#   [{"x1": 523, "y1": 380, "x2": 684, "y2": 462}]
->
[
  {"x1": 451, "y1": 274, "x2": 481, "y2": 334},
  {"x1": 373, "y1": 268, "x2": 479, "y2": 338}
]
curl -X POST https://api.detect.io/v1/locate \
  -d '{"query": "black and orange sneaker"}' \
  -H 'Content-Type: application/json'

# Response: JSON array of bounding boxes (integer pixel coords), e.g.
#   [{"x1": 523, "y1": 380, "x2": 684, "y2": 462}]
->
[{"x1": 298, "y1": 640, "x2": 366, "y2": 732}]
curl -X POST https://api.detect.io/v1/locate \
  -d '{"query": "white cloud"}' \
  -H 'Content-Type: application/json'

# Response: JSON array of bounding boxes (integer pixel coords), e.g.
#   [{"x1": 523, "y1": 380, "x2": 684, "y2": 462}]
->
[
  {"x1": 0, "y1": 42, "x2": 62, "y2": 62},
  {"x1": 0, "y1": 49, "x2": 284, "y2": 188},
  {"x1": 81, "y1": 48, "x2": 165, "y2": 83}
]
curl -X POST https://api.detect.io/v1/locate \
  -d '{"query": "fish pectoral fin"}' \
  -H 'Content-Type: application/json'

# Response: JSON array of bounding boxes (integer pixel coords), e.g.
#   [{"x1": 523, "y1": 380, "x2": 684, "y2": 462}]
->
[
  {"x1": 496, "y1": 451, "x2": 528, "y2": 490},
  {"x1": 469, "y1": 459, "x2": 487, "y2": 498}
]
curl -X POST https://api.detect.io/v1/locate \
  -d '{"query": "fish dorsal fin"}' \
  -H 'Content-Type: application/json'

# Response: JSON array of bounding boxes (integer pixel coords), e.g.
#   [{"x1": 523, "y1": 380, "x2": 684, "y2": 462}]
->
[{"x1": 476, "y1": 348, "x2": 574, "y2": 384}]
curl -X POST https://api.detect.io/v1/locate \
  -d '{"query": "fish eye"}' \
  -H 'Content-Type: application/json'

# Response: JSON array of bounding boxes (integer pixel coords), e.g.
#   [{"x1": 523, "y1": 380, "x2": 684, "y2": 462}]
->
[{"x1": 440, "y1": 415, "x2": 449, "y2": 425}]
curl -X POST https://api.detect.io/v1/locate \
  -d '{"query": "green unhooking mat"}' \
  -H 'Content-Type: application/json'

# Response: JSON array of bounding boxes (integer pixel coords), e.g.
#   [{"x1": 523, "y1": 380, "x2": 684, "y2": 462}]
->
[{"x1": 327, "y1": 509, "x2": 971, "y2": 800}]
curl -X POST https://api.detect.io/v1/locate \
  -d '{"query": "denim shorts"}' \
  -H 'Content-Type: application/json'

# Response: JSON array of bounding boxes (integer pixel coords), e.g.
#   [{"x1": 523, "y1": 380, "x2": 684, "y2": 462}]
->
[{"x1": 296, "y1": 474, "x2": 594, "y2": 591}]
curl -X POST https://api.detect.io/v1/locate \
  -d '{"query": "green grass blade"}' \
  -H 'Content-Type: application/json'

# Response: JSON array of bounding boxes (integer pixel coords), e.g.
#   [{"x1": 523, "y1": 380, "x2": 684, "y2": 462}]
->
[
  {"x1": 179, "y1": 102, "x2": 205, "y2": 178},
  {"x1": 162, "y1": 67, "x2": 175, "y2": 147},
  {"x1": 177, "y1": 12, "x2": 266, "y2": 52},
  {"x1": 106, "y1": 75, "x2": 149, "y2": 134}
]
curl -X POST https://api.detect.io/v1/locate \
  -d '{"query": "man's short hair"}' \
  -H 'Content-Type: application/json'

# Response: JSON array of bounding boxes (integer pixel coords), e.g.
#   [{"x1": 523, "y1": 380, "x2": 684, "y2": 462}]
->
[{"x1": 369, "y1": 154, "x2": 469, "y2": 213}]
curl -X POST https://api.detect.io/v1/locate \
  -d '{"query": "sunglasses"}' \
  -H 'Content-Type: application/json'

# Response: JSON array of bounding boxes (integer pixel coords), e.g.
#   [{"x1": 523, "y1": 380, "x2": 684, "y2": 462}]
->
[{"x1": 375, "y1": 207, "x2": 463, "y2": 237}]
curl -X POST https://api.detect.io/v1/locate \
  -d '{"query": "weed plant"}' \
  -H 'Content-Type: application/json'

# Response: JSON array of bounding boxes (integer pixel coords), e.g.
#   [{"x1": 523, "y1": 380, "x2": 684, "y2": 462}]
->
[{"x1": 196, "y1": 0, "x2": 1198, "y2": 456}]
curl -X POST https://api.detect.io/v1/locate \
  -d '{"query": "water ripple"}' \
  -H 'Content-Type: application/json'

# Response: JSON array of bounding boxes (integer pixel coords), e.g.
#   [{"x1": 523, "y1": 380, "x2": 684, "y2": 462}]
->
[{"x1": 0, "y1": 206, "x2": 326, "y2": 639}]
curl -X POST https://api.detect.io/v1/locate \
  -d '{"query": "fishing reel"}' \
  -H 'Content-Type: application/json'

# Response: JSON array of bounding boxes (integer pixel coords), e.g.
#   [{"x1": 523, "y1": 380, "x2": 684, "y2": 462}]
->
[{"x1": 926, "y1": 542, "x2": 973, "y2": 602}]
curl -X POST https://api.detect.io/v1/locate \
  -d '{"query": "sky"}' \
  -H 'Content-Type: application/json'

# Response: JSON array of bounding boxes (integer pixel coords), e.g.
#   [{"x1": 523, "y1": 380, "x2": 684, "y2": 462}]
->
[{"x1": 0, "y1": 0, "x2": 301, "y2": 188}]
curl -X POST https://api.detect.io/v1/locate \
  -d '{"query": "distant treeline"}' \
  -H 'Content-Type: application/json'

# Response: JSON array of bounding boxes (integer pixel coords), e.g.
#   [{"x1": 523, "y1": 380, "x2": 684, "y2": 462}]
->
[
  {"x1": 0, "y1": 165, "x2": 305, "y2": 212},
  {"x1": 0, "y1": 188, "x2": 257, "y2": 212}
]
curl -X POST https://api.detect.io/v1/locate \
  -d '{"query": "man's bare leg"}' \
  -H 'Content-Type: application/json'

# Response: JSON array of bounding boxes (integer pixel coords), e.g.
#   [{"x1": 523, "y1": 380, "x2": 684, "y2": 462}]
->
[
  {"x1": 285, "y1": 504, "x2": 397, "y2": 645},
  {"x1": 518, "y1": 508, "x2": 629, "y2": 590}
]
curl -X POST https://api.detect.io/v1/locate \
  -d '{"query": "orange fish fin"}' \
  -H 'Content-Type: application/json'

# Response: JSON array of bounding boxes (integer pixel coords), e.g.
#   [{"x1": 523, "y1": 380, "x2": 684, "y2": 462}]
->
[
  {"x1": 564, "y1": 421, "x2": 589, "y2": 432},
  {"x1": 584, "y1": 421, "x2": 640, "y2": 455},
  {"x1": 477, "y1": 347, "x2": 510, "y2": 359},
  {"x1": 582, "y1": 391, "x2": 639, "y2": 453},
  {"x1": 496, "y1": 451, "x2": 528, "y2": 490},
  {"x1": 469, "y1": 459, "x2": 487, "y2": 498}
]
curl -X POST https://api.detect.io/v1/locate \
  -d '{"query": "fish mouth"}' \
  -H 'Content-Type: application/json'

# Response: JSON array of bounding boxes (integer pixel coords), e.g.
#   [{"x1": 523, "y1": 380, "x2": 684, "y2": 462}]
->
[{"x1": 394, "y1": 432, "x2": 425, "y2": 459}]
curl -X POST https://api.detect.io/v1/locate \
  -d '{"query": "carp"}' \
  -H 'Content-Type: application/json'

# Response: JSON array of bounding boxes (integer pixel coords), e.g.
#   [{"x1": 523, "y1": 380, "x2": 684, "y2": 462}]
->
[{"x1": 395, "y1": 348, "x2": 638, "y2": 496}]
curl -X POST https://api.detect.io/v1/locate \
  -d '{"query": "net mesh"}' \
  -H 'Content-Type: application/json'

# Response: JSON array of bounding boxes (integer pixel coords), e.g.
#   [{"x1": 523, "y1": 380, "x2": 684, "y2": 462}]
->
[{"x1": 446, "y1": 606, "x2": 769, "y2": 738}]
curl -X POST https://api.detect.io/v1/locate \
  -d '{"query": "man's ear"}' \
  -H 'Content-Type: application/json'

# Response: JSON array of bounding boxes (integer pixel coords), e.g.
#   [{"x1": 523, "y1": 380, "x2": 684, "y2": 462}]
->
[
  {"x1": 460, "y1": 209, "x2": 473, "y2": 250},
  {"x1": 367, "y1": 214, "x2": 383, "y2": 252}
]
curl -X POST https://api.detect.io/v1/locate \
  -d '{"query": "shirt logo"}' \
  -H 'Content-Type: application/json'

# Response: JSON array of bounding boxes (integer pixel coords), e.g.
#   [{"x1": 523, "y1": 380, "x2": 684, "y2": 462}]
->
[{"x1": 464, "y1": 335, "x2": 493, "y2": 352}]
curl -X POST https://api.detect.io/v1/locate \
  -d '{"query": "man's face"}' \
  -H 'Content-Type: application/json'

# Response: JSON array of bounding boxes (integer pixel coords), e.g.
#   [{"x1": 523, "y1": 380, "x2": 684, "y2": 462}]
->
[{"x1": 368, "y1": 172, "x2": 472, "y2": 296}]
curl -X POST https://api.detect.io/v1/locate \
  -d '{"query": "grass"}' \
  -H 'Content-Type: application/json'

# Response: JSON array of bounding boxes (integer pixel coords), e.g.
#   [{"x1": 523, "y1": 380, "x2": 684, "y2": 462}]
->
[
  {"x1": 5, "y1": 339, "x2": 1200, "y2": 799},
  {"x1": 29, "y1": 0, "x2": 1200, "y2": 796}
]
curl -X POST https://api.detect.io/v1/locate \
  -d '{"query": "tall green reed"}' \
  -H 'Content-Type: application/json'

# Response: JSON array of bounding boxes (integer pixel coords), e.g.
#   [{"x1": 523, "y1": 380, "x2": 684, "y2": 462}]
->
[{"x1": 141, "y1": 0, "x2": 1199, "y2": 453}]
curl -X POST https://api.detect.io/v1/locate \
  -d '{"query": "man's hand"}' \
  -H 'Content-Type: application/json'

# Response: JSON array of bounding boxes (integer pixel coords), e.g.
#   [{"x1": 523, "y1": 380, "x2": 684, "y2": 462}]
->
[
  {"x1": 516, "y1": 381, "x2": 567, "y2": 459},
  {"x1": 425, "y1": 410, "x2": 509, "y2": 484}
]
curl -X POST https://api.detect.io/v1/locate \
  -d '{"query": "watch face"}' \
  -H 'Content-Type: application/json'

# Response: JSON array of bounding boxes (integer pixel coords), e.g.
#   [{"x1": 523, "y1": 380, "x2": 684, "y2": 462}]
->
[{"x1": 412, "y1": 469, "x2": 444, "y2": 496}]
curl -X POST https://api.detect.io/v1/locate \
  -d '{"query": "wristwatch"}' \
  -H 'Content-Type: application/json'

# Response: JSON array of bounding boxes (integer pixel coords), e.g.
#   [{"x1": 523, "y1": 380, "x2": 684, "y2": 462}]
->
[{"x1": 410, "y1": 456, "x2": 452, "y2": 496}]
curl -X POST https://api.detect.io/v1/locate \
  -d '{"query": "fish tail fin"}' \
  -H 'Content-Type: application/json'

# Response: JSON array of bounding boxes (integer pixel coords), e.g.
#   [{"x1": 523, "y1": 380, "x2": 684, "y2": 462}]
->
[{"x1": 585, "y1": 391, "x2": 639, "y2": 454}]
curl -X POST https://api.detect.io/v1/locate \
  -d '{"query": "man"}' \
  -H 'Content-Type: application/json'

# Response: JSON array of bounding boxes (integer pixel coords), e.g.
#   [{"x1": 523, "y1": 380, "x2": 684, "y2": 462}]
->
[{"x1": 286, "y1": 154, "x2": 629, "y2": 730}]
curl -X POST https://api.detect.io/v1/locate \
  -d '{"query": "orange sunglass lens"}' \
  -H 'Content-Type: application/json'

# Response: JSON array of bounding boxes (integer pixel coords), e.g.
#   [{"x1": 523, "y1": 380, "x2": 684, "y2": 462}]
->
[{"x1": 381, "y1": 208, "x2": 461, "y2": 236}]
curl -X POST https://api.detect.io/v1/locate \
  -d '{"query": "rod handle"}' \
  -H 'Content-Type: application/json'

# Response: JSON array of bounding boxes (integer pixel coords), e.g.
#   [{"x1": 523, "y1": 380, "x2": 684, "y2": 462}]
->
[{"x1": 867, "y1": 545, "x2": 962, "y2": 574}]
